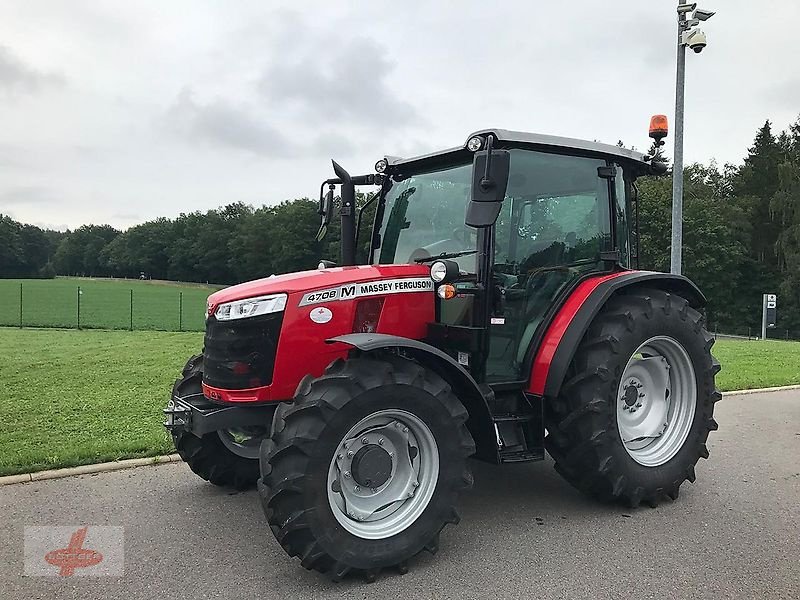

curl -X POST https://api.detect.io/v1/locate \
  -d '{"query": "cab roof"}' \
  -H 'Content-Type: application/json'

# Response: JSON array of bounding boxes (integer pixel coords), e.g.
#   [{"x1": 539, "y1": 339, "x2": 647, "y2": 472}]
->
[{"x1": 386, "y1": 128, "x2": 648, "y2": 171}]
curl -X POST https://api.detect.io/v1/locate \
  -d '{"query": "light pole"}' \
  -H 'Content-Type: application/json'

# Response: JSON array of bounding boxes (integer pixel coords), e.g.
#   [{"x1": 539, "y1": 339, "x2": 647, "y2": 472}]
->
[{"x1": 670, "y1": 2, "x2": 715, "y2": 275}]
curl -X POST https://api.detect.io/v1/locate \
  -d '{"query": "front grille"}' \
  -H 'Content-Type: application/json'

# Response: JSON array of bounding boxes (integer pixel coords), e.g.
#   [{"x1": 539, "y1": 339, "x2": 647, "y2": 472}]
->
[{"x1": 203, "y1": 312, "x2": 283, "y2": 390}]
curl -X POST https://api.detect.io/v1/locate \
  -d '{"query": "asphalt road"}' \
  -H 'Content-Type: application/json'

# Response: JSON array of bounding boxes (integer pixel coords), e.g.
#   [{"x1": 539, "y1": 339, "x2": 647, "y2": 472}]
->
[{"x1": 1, "y1": 390, "x2": 798, "y2": 599}]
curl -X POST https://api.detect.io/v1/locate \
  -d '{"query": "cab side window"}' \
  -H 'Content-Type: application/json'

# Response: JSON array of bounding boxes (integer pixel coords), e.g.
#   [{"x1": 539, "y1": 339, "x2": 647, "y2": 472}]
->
[{"x1": 614, "y1": 165, "x2": 631, "y2": 268}]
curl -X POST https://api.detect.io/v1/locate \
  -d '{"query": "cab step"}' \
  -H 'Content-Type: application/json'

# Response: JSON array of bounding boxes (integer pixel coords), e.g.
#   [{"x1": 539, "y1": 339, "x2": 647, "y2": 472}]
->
[{"x1": 487, "y1": 392, "x2": 545, "y2": 464}]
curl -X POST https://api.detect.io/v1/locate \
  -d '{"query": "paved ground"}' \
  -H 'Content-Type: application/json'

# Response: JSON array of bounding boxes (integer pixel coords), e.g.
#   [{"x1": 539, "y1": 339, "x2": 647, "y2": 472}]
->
[{"x1": 1, "y1": 390, "x2": 798, "y2": 599}]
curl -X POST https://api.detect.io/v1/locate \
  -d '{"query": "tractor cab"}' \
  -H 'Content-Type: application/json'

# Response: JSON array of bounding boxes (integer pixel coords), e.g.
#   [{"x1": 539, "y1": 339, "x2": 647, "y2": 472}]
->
[{"x1": 319, "y1": 129, "x2": 658, "y2": 386}]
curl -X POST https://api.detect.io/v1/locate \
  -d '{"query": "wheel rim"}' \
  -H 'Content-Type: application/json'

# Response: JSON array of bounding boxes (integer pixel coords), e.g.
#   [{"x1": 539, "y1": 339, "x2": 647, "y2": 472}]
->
[
  {"x1": 616, "y1": 336, "x2": 697, "y2": 467},
  {"x1": 327, "y1": 409, "x2": 439, "y2": 540},
  {"x1": 217, "y1": 426, "x2": 266, "y2": 459}
]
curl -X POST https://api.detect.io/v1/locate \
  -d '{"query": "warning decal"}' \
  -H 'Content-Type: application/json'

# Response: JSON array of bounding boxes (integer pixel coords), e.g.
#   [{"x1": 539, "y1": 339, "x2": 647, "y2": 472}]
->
[{"x1": 299, "y1": 277, "x2": 433, "y2": 307}]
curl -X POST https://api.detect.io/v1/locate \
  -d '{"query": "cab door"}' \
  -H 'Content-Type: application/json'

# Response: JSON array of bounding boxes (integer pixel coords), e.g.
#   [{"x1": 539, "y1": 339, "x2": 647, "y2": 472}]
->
[{"x1": 485, "y1": 149, "x2": 616, "y2": 383}]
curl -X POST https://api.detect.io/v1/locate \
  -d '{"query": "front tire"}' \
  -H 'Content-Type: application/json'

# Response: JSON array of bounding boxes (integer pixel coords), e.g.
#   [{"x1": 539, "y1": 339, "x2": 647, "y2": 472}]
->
[
  {"x1": 171, "y1": 355, "x2": 262, "y2": 490},
  {"x1": 258, "y1": 355, "x2": 475, "y2": 581},
  {"x1": 545, "y1": 288, "x2": 721, "y2": 507}
]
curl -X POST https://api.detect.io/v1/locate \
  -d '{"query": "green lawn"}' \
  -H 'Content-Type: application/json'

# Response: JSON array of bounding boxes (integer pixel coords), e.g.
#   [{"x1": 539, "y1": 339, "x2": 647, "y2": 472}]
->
[
  {"x1": 712, "y1": 338, "x2": 800, "y2": 391},
  {"x1": 0, "y1": 330, "x2": 797, "y2": 477},
  {"x1": 0, "y1": 277, "x2": 221, "y2": 331},
  {"x1": 0, "y1": 328, "x2": 203, "y2": 476}
]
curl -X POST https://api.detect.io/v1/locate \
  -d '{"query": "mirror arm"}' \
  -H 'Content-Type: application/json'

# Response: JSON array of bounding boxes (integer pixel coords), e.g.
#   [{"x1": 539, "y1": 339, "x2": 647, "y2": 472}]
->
[{"x1": 480, "y1": 134, "x2": 496, "y2": 191}]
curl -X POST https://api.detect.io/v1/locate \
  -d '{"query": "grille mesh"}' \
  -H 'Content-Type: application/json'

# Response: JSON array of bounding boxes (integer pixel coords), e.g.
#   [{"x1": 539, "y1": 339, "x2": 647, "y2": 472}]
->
[{"x1": 202, "y1": 312, "x2": 283, "y2": 390}]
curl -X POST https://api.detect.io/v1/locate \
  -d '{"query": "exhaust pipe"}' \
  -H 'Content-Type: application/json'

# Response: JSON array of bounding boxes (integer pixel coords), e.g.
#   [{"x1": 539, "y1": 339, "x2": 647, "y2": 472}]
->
[{"x1": 332, "y1": 160, "x2": 356, "y2": 266}]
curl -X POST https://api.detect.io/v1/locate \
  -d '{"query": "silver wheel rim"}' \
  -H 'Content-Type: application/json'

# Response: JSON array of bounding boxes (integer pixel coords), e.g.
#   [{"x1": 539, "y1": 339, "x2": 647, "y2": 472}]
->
[
  {"x1": 616, "y1": 336, "x2": 697, "y2": 467},
  {"x1": 327, "y1": 409, "x2": 439, "y2": 540},
  {"x1": 217, "y1": 427, "x2": 266, "y2": 459}
]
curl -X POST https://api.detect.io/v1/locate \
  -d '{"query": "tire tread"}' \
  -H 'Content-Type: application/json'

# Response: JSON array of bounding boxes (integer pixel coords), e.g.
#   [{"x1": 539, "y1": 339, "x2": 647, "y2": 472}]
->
[{"x1": 545, "y1": 287, "x2": 721, "y2": 506}]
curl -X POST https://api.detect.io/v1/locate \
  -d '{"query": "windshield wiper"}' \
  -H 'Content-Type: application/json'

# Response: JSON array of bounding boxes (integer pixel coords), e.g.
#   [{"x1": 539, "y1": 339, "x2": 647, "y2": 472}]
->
[{"x1": 415, "y1": 249, "x2": 477, "y2": 263}]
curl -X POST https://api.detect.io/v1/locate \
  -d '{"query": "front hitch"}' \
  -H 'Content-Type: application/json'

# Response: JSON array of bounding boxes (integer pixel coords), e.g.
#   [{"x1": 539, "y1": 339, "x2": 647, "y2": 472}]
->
[{"x1": 164, "y1": 392, "x2": 277, "y2": 438}]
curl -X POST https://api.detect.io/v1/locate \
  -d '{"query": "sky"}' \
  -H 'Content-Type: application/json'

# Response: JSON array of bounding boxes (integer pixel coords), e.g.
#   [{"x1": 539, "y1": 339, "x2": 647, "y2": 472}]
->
[{"x1": 0, "y1": 0, "x2": 798, "y2": 231}]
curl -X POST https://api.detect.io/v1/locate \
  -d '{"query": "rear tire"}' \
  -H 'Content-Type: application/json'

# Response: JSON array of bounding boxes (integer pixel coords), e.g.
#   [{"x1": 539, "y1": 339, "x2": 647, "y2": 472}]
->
[
  {"x1": 545, "y1": 288, "x2": 721, "y2": 507},
  {"x1": 258, "y1": 355, "x2": 475, "y2": 581},
  {"x1": 171, "y1": 355, "x2": 261, "y2": 490}
]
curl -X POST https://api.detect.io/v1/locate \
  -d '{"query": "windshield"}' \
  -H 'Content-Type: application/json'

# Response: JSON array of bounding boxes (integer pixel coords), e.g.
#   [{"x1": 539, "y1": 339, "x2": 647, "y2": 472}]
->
[{"x1": 375, "y1": 162, "x2": 476, "y2": 272}]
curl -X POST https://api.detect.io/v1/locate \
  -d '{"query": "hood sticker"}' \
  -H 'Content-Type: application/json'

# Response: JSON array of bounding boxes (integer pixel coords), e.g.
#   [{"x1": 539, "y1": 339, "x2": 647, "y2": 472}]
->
[
  {"x1": 299, "y1": 277, "x2": 433, "y2": 307},
  {"x1": 310, "y1": 306, "x2": 333, "y2": 324}
]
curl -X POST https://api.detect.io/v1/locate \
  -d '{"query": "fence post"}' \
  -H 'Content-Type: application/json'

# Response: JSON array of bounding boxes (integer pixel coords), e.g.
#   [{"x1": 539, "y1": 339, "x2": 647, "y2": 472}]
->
[
  {"x1": 130, "y1": 289, "x2": 134, "y2": 331},
  {"x1": 77, "y1": 286, "x2": 81, "y2": 330},
  {"x1": 19, "y1": 283, "x2": 23, "y2": 328},
  {"x1": 179, "y1": 292, "x2": 183, "y2": 332}
]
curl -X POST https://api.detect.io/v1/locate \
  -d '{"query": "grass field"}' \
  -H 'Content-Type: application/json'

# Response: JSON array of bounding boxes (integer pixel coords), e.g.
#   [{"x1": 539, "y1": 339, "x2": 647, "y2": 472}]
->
[
  {"x1": 0, "y1": 328, "x2": 203, "y2": 476},
  {"x1": 0, "y1": 277, "x2": 221, "y2": 331},
  {"x1": 0, "y1": 329, "x2": 797, "y2": 477},
  {"x1": 712, "y1": 338, "x2": 800, "y2": 391}
]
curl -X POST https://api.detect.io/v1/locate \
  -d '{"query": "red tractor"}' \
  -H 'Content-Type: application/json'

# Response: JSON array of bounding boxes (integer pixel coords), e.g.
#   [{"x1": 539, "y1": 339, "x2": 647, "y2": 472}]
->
[{"x1": 165, "y1": 122, "x2": 720, "y2": 581}]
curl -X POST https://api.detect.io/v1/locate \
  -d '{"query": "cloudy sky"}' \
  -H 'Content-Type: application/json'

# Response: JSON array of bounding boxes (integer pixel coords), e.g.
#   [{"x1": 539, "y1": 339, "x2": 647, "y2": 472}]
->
[{"x1": 1, "y1": 0, "x2": 798, "y2": 231}]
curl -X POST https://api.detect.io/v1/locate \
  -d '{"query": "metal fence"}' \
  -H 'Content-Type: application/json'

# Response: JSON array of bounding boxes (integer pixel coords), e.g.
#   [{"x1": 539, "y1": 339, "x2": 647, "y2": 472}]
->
[
  {"x1": 4, "y1": 280, "x2": 799, "y2": 339},
  {"x1": 0, "y1": 280, "x2": 212, "y2": 332},
  {"x1": 709, "y1": 324, "x2": 800, "y2": 342}
]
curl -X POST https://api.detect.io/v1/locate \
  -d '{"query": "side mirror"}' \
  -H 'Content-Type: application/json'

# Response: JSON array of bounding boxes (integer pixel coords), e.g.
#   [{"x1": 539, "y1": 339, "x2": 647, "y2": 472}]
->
[
  {"x1": 322, "y1": 187, "x2": 334, "y2": 227},
  {"x1": 465, "y1": 144, "x2": 510, "y2": 228},
  {"x1": 316, "y1": 184, "x2": 335, "y2": 241}
]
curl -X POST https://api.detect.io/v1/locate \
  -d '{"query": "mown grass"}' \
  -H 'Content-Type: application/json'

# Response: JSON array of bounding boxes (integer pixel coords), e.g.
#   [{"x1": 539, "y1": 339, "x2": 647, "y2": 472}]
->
[
  {"x1": 0, "y1": 277, "x2": 221, "y2": 331},
  {"x1": 712, "y1": 338, "x2": 800, "y2": 391},
  {"x1": 0, "y1": 328, "x2": 203, "y2": 476},
  {"x1": 0, "y1": 330, "x2": 797, "y2": 476}
]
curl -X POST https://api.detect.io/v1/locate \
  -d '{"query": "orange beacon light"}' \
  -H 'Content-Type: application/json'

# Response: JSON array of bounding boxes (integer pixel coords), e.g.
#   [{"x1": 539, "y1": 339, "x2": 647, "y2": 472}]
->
[{"x1": 649, "y1": 115, "x2": 669, "y2": 142}]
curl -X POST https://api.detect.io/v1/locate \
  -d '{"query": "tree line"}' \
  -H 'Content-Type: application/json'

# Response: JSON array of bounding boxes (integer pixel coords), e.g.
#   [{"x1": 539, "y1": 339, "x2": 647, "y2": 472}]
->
[
  {"x1": 637, "y1": 118, "x2": 800, "y2": 333},
  {"x1": 1, "y1": 118, "x2": 798, "y2": 334}
]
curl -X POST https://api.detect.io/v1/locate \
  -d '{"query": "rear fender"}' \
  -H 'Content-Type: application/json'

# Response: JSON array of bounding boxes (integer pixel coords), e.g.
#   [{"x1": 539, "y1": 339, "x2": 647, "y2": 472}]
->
[
  {"x1": 327, "y1": 333, "x2": 496, "y2": 461},
  {"x1": 530, "y1": 271, "x2": 705, "y2": 399}
]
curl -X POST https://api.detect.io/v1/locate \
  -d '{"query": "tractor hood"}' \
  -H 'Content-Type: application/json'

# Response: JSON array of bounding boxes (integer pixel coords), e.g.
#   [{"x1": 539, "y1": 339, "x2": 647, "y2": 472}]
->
[
  {"x1": 202, "y1": 262, "x2": 436, "y2": 403},
  {"x1": 208, "y1": 264, "x2": 432, "y2": 312}
]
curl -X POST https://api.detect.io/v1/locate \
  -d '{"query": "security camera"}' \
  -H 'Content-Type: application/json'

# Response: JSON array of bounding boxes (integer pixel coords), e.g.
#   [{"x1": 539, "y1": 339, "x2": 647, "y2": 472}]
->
[
  {"x1": 693, "y1": 8, "x2": 715, "y2": 21},
  {"x1": 683, "y1": 29, "x2": 707, "y2": 53},
  {"x1": 677, "y1": 3, "x2": 697, "y2": 14}
]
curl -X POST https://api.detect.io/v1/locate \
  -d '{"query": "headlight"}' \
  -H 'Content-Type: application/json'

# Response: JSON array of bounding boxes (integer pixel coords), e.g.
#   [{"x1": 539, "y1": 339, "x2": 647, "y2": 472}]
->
[
  {"x1": 429, "y1": 259, "x2": 459, "y2": 283},
  {"x1": 214, "y1": 293, "x2": 287, "y2": 321},
  {"x1": 430, "y1": 261, "x2": 448, "y2": 282},
  {"x1": 374, "y1": 159, "x2": 388, "y2": 173}
]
